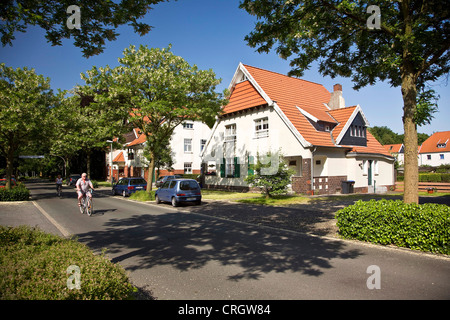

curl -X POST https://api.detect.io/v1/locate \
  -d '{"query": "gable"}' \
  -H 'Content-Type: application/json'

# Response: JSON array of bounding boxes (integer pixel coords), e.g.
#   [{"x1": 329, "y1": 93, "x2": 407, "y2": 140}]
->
[
  {"x1": 339, "y1": 113, "x2": 368, "y2": 147},
  {"x1": 223, "y1": 80, "x2": 267, "y2": 114}
]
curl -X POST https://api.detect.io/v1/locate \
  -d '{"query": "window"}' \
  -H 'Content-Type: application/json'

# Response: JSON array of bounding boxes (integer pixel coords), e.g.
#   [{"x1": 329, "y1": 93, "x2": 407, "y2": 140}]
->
[
  {"x1": 427, "y1": 155, "x2": 432, "y2": 160},
  {"x1": 254, "y1": 118, "x2": 269, "y2": 138},
  {"x1": 184, "y1": 162, "x2": 192, "y2": 174},
  {"x1": 225, "y1": 124, "x2": 236, "y2": 141},
  {"x1": 200, "y1": 139, "x2": 207, "y2": 151},
  {"x1": 440, "y1": 154, "x2": 445, "y2": 160},
  {"x1": 184, "y1": 139, "x2": 192, "y2": 153},
  {"x1": 169, "y1": 181, "x2": 177, "y2": 189},
  {"x1": 183, "y1": 122, "x2": 193, "y2": 129},
  {"x1": 220, "y1": 157, "x2": 240, "y2": 178}
]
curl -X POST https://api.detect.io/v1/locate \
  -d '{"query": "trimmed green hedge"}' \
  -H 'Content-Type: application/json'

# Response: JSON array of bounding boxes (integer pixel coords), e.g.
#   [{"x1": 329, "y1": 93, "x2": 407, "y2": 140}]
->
[
  {"x1": 397, "y1": 173, "x2": 450, "y2": 182},
  {"x1": 0, "y1": 184, "x2": 30, "y2": 201},
  {"x1": 336, "y1": 199, "x2": 450, "y2": 254},
  {"x1": 0, "y1": 226, "x2": 136, "y2": 299}
]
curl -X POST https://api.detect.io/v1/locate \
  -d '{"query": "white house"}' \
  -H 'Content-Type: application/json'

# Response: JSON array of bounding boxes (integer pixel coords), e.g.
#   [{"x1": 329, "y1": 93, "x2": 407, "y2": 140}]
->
[
  {"x1": 201, "y1": 63, "x2": 395, "y2": 194},
  {"x1": 383, "y1": 144, "x2": 404, "y2": 165},
  {"x1": 106, "y1": 121, "x2": 212, "y2": 182},
  {"x1": 419, "y1": 131, "x2": 450, "y2": 167}
]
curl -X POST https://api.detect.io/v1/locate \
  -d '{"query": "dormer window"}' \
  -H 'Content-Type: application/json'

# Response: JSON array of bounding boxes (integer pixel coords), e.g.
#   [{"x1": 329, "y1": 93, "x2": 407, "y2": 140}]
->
[{"x1": 437, "y1": 140, "x2": 447, "y2": 148}]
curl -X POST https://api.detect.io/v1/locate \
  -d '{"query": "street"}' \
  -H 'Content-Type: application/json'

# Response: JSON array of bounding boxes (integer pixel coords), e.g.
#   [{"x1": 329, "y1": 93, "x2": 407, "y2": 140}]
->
[{"x1": 1, "y1": 181, "x2": 449, "y2": 300}]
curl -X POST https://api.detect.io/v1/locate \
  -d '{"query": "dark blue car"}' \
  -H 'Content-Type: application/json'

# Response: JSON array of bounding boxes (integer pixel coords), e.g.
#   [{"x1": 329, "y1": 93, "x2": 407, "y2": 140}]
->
[
  {"x1": 112, "y1": 177, "x2": 147, "y2": 197},
  {"x1": 155, "y1": 179, "x2": 201, "y2": 207}
]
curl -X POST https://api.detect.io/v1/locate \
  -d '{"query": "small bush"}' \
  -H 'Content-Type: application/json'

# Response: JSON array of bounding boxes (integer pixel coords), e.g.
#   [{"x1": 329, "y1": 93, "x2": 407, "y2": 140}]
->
[
  {"x1": 336, "y1": 199, "x2": 450, "y2": 255},
  {"x1": 0, "y1": 184, "x2": 30, "y2": 201},
  {"x1": 129, "y1": 190, "x2": 155, "y2": 201},
  {"x1": 0, "y1": 226, "x2": 136, "y2": 299}
]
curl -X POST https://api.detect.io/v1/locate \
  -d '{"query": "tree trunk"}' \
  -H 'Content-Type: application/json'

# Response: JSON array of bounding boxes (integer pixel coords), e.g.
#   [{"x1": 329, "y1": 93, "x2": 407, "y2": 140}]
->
[
  {"x1": 401, "y1": 71, "x2": 419, "y2": 204},
  {"x1": 5, "y1": 146, "x2": 15, "y2": 190},
  {"x1": 86, "y1": 151, "x2": 91, "y2": 179},
  {"x1": 146, "y1": 154, "x2": 155, "y2": 192}
]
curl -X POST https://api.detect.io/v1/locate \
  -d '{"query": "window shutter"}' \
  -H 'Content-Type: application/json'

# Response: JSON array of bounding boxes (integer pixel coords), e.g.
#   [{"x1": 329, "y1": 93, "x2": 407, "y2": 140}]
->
[
  {"x1": 234, "y1": 157, "x2": 240, "y2": 178},
  {"x1": 220, "y1": 158, "x2": 225, "y2": 177},
  {"x1": 248, "y1": 155, "x2": 254, "y2": 176}
]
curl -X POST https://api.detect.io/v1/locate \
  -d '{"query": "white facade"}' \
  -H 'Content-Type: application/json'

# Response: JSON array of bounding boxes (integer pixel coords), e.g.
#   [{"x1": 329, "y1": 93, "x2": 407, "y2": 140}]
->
[{"x1": 419, "y1": 152, "x2": 450, "y2": 167}]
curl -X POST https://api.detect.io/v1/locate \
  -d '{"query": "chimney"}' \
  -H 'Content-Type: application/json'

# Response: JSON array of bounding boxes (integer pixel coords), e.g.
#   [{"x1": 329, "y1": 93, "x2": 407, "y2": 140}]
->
[{"x1": 328, "y1": 83, "x2": 345, "y2": 110}]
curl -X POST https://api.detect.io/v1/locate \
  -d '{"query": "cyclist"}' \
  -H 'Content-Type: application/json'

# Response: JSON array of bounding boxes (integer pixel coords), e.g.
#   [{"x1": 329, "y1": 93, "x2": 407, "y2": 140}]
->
[
  {"x1": 55, "y1": 174, "x2": 63, "y2": 195},
  {"x1": 76, "y1": 173, "x2": 94, "y2": 208}
]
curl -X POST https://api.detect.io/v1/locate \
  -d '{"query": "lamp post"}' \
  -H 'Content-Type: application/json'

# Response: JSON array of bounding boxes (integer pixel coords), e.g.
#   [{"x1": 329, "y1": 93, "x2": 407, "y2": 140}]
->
[{"x1": 106, "y1": 140, "x2": 113, "y2": 184}]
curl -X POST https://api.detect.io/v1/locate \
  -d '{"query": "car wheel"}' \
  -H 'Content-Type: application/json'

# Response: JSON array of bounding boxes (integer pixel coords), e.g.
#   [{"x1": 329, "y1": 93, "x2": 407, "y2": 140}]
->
[
  {"x1": 155, "y1": 195, "x2": 161, "y2": 204},
  {"x1": 171, "y1": 197, "x2": 178, "y2": 207}
]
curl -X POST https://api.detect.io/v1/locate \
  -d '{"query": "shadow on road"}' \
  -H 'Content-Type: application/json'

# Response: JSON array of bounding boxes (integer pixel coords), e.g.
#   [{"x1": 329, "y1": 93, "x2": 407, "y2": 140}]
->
[{"x1": 75, "y1": 210, "x2": 362, "y2": 285}]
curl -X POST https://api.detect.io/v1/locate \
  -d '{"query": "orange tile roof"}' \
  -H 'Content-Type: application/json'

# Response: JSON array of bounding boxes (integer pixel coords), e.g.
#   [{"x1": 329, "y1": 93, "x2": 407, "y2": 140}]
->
[
  {"x1": 347, "y1": 132, "x2": 392, "y2": 157},
  {"x1": 243, "y1": 64, "x2": 336, "y2": 147},
  {"x1": 127, "y1": 132, "x2": 147, "y2": 147},
  {"x1": 383, "y1": 144, "x2": 403, "y2": 154},
  {"x1": 223, "y1": 80, "x2": 267, "y2": 114},
  {"x1": 419, "y1": 131, "x2": 450, "y2": 153},
  {"x1": 222, "y1": 64, "x2": 392, "y2": 156},
  {"x1": 328, "y1": 106, "x2": 358, "y2": 142},
  {"x1": 113, "y1": 152, "x2": 125, "y2": 162}
]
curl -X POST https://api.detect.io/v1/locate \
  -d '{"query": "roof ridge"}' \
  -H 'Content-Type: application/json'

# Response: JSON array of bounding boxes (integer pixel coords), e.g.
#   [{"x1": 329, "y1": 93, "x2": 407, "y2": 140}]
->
[{"x1": 242, "y1": 63, "x2": 329, "y2": 89}]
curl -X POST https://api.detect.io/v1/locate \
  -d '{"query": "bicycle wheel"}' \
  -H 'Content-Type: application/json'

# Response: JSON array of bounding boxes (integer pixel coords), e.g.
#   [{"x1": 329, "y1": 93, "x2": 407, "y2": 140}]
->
[
  {"x1": 87, "y1": 198, "x2": 93, "y2": 216},
  {"x1": 79, "y1": 197, "x2": 85, "y2": 214}
]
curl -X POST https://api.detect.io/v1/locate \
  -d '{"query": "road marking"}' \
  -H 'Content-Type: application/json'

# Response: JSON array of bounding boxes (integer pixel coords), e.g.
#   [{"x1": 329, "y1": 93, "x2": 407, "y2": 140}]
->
[{"x1": 32, "y1": 201, "x2": 71, "y2": 238}]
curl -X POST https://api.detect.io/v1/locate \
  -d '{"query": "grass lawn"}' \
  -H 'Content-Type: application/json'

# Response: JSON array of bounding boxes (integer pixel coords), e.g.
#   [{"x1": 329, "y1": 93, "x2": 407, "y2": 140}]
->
[{"x1": 201, "y1": 190, "x2": 261, "y2": 201}]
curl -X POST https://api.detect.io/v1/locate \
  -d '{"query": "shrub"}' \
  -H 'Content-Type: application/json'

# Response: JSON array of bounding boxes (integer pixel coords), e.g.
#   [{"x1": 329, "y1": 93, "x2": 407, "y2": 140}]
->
[
  {"x1": 0, "y1": 226, "x2": 136, "y2": 299},
  {"x1": 129, "y1": 190, "x2": 155, "y2": 201},
  {"x1": 0, "y1": 184, "x2": 30, "y2": 201},
  {"x1": 336, "y1": 199, "x2": 450, "y2": 255}
]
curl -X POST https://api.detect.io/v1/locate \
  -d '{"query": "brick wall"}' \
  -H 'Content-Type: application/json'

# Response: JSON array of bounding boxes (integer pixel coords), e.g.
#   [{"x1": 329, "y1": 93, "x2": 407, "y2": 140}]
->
[{"x1": 291, "y1": 158, "x2": 312, "y2": 194}]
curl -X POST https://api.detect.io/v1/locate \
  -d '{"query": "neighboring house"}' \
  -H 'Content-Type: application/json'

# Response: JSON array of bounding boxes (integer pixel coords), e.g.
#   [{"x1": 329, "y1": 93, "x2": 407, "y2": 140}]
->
[
  {"x1": 418, "y1": 131, "x2": 450, "y2": 166},
  {"x1": 201, "y1": 63, "x2": 395, "y2": 194},
  {"x1": 106, "y1": 121, "x2": 212, "y2": 182},
  {"x1": 383, "y1": 144, "x2": 404, "y2": 165}
]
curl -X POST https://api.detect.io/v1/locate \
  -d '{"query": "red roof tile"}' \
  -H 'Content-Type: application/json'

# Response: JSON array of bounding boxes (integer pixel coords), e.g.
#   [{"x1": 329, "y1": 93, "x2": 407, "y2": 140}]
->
[
  {"x1": 419, "y1": 131, "x2": 450, "y2": 153},
  {"x1": 113, "y1": 152, "x2": 125, "y2": 162}
]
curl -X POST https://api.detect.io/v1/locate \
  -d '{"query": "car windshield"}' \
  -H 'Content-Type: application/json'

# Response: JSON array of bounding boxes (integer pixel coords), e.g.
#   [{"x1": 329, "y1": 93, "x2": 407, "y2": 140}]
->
[
  {"x1": 179, "y1": 180, "x2": 199, "y2": 191},
  {"x1": 130, "y1": 179, "x2": 146, "y2": 185}
]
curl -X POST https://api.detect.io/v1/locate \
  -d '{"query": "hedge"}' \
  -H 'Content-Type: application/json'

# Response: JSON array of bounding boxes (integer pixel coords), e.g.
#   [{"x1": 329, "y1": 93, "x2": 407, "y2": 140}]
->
[
  {"x1": 397, "y1": 173, "x2": 450, "y2": 182},
  {"x1": 336, "y1": 199, "x2": 450, "y2": 255},
  {"x1": 0, "y1": 226, "x2": 136, "y2": 299},
  {"x1": 0, "y1": 184, "x2": 30, "y2": 201}
]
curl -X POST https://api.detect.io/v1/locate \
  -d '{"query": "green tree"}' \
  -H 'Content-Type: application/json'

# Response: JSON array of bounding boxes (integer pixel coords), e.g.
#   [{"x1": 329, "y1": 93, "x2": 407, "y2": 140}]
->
[
  {"x1": 0, "y1": 0, "x2": 169, "y2": 58},
  {"x1": 239, "y1": 0, "x2": 449, "y2": 204},
  {"x1": 245, "y1": 151, "x2": 295, "y2": 198},
  {"x1": 82, "y1": 45, "x2": 228, "y2": 191},
  {"x1": 0, "y1": 64, "x2": 55, "y2": 189}
]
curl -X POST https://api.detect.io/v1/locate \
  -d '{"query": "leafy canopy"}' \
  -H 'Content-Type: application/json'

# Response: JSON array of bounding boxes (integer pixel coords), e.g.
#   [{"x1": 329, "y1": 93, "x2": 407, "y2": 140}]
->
[{"x1": 0, "y1": 0, "x2": 169, "y2": 57}]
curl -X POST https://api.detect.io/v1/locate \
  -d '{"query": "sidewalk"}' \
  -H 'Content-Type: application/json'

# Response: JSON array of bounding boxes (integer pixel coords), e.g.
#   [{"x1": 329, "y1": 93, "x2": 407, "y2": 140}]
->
[{"x1": 0, "y1": 201, "x2": 65, "y2": 236}]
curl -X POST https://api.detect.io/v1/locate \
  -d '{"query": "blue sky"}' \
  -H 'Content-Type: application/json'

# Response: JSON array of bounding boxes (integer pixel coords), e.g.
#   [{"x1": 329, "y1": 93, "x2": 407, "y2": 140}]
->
[{"x1": 1, "y1": 0, "x2": 448, "y2": 136}]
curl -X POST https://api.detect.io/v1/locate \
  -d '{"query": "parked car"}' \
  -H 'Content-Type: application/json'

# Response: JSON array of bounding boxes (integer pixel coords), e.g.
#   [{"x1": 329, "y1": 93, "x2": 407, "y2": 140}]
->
[
  {"x1": 0, "y1": 178, "x2": 17, "y2": 188},
  {"x1": 155, "y1": 178, "x2": 201, "y2": 207},
  {"x1": 112, "y1": 177, "x2": 147, "y2": 197},
  {"x1": 67, "y1": 174, "x2": 81, "y2": 186},
  {"x1": 155, "y1": 175, "x2": 183, "y2": 188}
]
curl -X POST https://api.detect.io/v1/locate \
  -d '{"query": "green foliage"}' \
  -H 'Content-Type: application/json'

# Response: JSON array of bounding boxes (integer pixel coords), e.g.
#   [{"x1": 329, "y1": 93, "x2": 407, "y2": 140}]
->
[
  {"x1": 336, "y1": 199, "x2": 450, "y2": 254},
  {"x1": 0, "y1": 226, "x2": 136, "y2": 299},
  {"x1": 0, "y1": 0, "x2": 167, "y2": 58},
  {"x1": 245, "y1": 151, "x2": 295, "y2": 198},
  {"x1": 129, "y1": 190, "x2": 155, "y2": 201},
  {"x1": 0, "y1": 184, "x2": 30, "y2": 201}
]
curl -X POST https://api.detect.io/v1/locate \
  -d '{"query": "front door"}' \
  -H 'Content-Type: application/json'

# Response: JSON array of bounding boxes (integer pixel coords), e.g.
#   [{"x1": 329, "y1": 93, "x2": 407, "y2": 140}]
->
[{"x1": 368, "y1": 160, "x2": 373, "y2": 185}]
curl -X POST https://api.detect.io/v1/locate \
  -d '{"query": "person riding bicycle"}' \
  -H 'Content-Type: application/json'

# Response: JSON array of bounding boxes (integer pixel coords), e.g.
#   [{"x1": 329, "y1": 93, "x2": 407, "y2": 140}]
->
[
  {"x1": 76, "y1": 173, "x2": 94, "y2": 207},
  {"x1": 55, "y1": 174, "x2": 63, "y2": 193}
]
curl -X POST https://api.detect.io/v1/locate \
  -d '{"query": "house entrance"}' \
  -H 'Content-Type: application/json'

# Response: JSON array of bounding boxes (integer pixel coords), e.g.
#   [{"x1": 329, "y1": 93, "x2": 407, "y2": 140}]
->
[{"x1": 368, "y1": 160, "x2": 373, "y2": 185}]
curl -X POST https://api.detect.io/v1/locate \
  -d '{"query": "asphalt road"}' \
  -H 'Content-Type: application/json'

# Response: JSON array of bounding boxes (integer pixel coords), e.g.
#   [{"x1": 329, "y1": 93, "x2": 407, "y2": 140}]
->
[{"x1": 2, "y1": 181, "x2": 449, "y2": 300}]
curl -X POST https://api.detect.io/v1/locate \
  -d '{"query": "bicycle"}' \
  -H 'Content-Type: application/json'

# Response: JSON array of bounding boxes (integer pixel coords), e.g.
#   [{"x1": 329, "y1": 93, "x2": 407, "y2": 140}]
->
[
  {"x1": 79, "y1": 189, "x2": 94, "y2": 216},
  {"x1": 57, "y1": 184, "x2": 63, "y2": 197}
]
